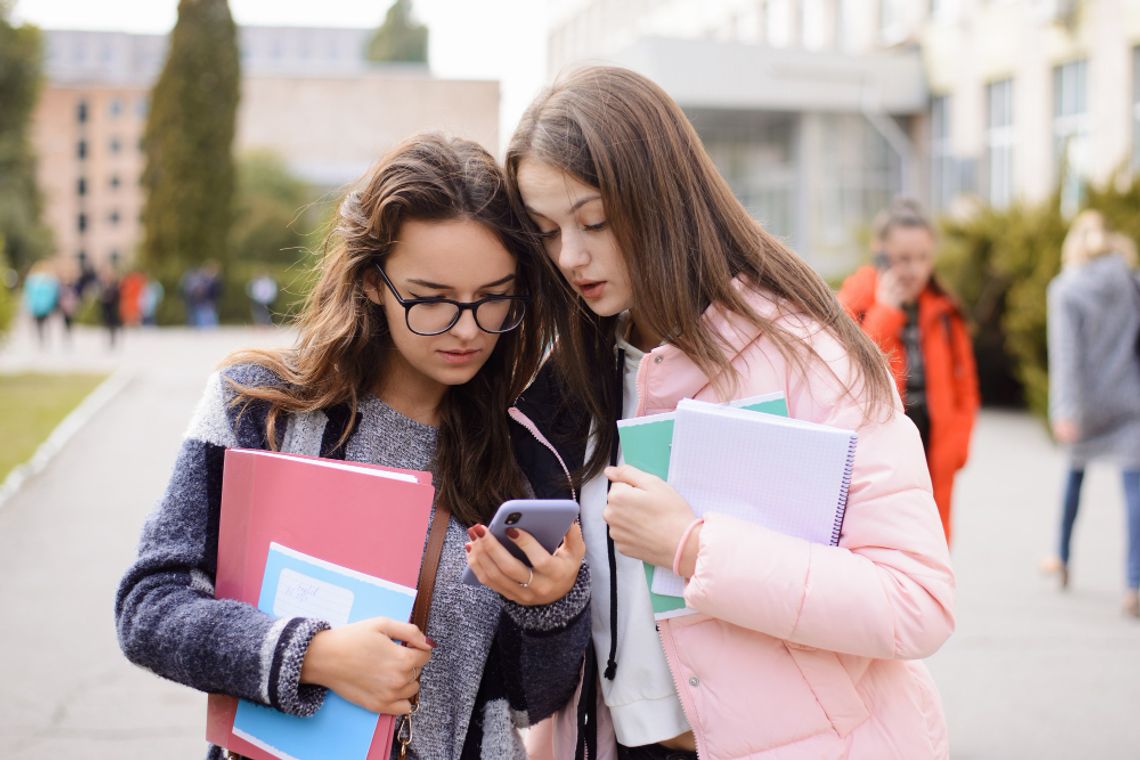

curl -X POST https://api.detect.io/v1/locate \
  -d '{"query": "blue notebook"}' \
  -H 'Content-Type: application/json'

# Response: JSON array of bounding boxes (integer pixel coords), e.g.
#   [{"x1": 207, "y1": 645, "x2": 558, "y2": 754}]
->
[{"x1": 231, "y1": 543, "x2": 417, "y2": 760}]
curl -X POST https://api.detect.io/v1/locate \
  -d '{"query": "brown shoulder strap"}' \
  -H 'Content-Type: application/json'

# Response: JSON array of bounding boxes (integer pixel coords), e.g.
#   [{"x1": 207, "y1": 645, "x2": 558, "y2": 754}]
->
[{"x1": 410, "y1": 502, "x2": 450, "y2": 636}]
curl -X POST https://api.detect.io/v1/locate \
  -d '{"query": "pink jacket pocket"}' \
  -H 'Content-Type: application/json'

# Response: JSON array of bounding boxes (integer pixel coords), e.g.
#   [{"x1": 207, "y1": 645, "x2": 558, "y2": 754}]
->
[{"x1": 783, "y1": 643, "x2": 871, "y2": 737}]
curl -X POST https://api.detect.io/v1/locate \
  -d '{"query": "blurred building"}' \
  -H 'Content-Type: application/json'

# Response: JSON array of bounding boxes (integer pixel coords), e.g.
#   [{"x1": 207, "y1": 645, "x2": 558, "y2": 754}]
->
[
  {"x1": 546, "y1": 0, "x2": 1140, "y2": 272},
  {"x1": 546, "y1": 0, "x2": 928, "y2": 275},
  {"x1": 921, "y1": 0, "x2": 1140, "y2": 215},
  {"x1": 31, "y1": 27, "x2": 499, "y2": 269}
]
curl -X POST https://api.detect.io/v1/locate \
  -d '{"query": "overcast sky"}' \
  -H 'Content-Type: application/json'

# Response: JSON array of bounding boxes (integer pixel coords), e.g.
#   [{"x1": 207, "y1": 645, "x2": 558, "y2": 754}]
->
[{"x1": 11, "y1": 0, "x2": 549, "y2": 147}]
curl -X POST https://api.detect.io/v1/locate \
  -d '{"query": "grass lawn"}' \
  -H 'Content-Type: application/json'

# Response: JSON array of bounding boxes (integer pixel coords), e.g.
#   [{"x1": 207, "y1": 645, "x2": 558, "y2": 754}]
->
[{"x1": 0, "y1": 372, "x2": 108, "y2": 482}]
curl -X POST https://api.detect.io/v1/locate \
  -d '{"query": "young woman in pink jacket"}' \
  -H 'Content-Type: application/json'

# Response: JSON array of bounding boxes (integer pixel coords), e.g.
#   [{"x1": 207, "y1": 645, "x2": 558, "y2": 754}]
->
[{"x1": 500, "y1": 66, "x2": 956, "y2": 759}]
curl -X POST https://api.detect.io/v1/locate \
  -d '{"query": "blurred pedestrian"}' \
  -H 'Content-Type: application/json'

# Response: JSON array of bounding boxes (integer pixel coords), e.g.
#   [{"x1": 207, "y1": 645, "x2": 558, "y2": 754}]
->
[
  {"x1": 22, "y1": 261, "x2": 60, "y2": 347},
  {"x1": 139, "y1": 277, "x2": 164, "y2": 327},
  {"x1": 838, "y1": 196, "x2": 980, "y2": 546},
  {"x1": 246, "y1": 270, "x2": 278, "y2": 326},
  {"x1": 119, "y1": 270, "x2": 147, "y2": 327},
  {"x1": 98, "y1": 267, "x2": 122, "y2": 349},
  {"x1": 1043, "y1": 210, "x2": 1140, "y2": 617}
]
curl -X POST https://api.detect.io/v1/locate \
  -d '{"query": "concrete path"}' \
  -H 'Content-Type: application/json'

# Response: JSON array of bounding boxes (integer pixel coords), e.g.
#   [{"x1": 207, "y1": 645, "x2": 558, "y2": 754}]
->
[{"x1": 0, "y1": 317, "x2": 1137, "y2": 758}]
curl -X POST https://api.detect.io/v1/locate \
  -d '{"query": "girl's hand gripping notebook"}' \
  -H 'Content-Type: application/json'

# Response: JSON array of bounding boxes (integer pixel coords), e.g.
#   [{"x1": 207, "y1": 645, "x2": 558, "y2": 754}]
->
[{"x1": 650, "y1": 398, "x2": 857, "y2": 601}]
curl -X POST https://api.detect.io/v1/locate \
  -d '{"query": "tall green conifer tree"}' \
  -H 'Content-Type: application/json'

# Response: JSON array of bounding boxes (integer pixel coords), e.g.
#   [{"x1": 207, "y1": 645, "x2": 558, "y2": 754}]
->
[
  {"x1": 140, "y1": 0, "x2": 239, "y2": 272},
  {"x1": 0, "y1": 1, "x2": 52, "y2": 273}
]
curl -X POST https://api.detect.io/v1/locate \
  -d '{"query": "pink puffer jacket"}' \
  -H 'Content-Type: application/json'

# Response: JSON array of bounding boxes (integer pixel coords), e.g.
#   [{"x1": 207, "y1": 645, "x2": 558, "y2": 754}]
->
[{"x1": 527, "y1": 283, "x2": 955, "y2": 759}]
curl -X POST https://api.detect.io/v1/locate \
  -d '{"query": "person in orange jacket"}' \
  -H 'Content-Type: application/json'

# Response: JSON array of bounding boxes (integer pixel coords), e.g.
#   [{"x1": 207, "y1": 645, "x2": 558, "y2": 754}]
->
[{"x1": 838, "y1": 197, "x2": 979, "y2": 545}]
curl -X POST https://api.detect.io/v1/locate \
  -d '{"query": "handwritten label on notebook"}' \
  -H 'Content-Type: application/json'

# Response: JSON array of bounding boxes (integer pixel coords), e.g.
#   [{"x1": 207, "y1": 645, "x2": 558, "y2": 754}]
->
[{"x1": 273, "y1": 568, "x2": 354, "y2": 627}]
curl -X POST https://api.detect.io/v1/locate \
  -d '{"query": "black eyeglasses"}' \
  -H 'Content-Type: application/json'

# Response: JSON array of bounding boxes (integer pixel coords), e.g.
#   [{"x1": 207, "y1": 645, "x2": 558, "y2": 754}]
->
[{"x1": 374, "y1": 265, "x2": 529, "y2": 336}]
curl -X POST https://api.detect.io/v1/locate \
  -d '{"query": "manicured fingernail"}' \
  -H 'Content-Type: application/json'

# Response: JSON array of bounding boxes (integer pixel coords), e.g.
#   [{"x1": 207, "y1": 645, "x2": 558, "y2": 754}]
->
[
  {"x1": 426, "y1": 637, "x2": 438, "y2": 648},
  {"x1": 473, "y1": 524, "x2": 487, "y2": 538},
  {"x1": 467, "y1": 527, "x2": 477, "y2": 540},
  {"x1": 506, "y1": 527, "x2": 520, "y2": 539},
  {"x1": 464, "y1": 543, "x2": 471, "y2": 553}
]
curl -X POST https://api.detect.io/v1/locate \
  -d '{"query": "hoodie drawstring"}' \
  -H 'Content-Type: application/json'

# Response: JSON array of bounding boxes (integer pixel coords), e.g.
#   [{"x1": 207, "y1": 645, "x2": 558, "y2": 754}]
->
[{"x1": 603, "y1": 346, "x2": 625, "y2": 681}]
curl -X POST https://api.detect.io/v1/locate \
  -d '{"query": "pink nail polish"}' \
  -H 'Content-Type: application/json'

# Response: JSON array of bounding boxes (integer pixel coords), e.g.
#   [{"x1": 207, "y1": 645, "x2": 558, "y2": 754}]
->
[
  {"x1": 426, "y1": 637, "x2": 438, "y2": 648},
  {"x1": 464, "y1": 543, "x2": 472, "y2": 553},
  {"x1": 473, "y1": 524, "x2": 487, "y2": 538},
  {"x1": 506, "y1": 527, "x2": 520, "y2": 539}
]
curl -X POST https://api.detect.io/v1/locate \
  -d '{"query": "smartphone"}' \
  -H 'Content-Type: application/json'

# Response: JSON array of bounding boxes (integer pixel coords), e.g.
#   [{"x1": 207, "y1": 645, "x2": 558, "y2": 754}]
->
[
  {"x1": 460, "y1": 499, "x2": 580, "y2": 586},
  {"x1": 872, "y1": 250, "x2": 890, "y2": 272}
]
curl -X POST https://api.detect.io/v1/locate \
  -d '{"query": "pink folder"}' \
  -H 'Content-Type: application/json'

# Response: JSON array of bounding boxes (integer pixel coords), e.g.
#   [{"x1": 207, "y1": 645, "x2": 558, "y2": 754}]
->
[{"x1": 206, "y1": 448, "x2": 435, "y2": 760}]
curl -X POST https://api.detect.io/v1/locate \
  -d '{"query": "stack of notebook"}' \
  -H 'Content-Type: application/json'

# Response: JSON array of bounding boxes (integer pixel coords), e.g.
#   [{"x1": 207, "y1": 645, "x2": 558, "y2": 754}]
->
[{"x1": 618, "y1": 395, "x2": 857, "y2": 619}]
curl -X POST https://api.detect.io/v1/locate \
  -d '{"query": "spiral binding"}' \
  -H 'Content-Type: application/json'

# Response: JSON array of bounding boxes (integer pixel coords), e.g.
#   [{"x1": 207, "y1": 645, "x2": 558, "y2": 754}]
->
[{"x1": 831, "y1": 433, "x2": 858, "y2": 545}]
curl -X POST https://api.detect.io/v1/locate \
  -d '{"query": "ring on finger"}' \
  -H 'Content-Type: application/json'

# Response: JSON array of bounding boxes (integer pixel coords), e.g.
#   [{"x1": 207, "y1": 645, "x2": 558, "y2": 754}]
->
[{"x1": 518, "y1": 567, "x2": 534, "y2": 589}]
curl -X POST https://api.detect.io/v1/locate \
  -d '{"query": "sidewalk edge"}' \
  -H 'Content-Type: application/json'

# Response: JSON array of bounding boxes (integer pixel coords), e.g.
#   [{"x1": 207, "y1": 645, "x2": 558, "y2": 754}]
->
[{"x1": 0, "y1": 368, "x2": 135, "y2": 511}]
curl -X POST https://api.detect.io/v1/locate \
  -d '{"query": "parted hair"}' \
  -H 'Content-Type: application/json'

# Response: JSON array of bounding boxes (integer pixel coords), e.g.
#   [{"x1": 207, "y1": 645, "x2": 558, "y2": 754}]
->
[
  {"x1": 225, "y1": 133, "x2": 545, "y2": 525},
  {"x1": 505, "y1": 66, "x2": 894, "y2": 482}
]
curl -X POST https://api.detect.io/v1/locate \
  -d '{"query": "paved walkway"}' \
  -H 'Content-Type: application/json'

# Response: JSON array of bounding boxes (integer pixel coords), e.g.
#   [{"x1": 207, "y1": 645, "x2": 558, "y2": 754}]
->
[{"x1": 0, "y1": 318, "x2": 1137, "y2": 758}]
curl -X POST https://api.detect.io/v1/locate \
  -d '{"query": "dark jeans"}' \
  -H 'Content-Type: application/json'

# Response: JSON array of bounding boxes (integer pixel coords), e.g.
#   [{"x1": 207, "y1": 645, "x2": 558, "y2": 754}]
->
[
  {"x1": 617, "y1": 743, "x2": 698, "y2": 760},
  {"x1": 1059, "y1": 466, "x2": 1140, "y2": 588}
]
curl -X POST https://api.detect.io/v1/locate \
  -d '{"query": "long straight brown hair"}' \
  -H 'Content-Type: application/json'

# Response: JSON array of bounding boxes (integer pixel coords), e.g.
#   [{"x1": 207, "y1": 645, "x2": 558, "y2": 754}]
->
[
  {"x1": 226, "y1": 134, "x2": 545, "y2": 525},
  {"x1": 505, "y1": 66, "x2": 894, "y2": 481}
]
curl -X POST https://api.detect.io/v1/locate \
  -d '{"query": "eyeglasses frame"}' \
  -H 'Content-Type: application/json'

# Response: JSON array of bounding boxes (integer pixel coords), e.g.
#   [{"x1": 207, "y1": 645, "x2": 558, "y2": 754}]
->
[{"x1": 373, "y1": 264, "x2": 530, "y2": 337}]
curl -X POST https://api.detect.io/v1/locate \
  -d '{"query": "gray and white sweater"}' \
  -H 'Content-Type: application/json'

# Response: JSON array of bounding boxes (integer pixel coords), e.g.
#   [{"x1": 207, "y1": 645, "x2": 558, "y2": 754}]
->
[{"x1": 115, "y1": 363, "x2": 590, "y2": 759}]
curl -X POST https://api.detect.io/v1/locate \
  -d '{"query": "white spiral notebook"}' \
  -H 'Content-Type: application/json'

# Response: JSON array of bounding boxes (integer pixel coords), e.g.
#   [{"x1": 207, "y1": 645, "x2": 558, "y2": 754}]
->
[{"x1": 651, "y1": 398, "x2": 858, "y2": 599}]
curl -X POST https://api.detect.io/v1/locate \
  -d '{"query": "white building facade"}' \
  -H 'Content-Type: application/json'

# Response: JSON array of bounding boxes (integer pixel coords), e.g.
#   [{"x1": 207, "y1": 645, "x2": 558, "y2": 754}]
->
[{"x1": 545, "y1": 0, "x2": 1140, "y2": 272}]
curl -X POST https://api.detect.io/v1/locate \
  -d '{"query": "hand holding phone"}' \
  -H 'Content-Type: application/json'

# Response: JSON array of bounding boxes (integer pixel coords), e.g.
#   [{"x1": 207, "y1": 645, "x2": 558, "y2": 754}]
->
[{"x1": 462, "y1": 499, "x2": 582, "y2": 603}]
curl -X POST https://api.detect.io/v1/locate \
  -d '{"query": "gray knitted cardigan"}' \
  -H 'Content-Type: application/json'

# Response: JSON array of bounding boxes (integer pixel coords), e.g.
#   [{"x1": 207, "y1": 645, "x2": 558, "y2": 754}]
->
[
  {"x1": 115, "y1": 363, "x2": 590, "y2": 759},
  {"x1": 1047, "y1": 253, "x2": 1140, "y2": 467}
]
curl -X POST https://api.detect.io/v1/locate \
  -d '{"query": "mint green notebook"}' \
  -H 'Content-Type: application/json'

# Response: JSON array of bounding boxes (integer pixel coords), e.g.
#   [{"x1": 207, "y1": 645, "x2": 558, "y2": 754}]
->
[{"x1": 617, "y1": 392, "x2": 788, "y2": 619}]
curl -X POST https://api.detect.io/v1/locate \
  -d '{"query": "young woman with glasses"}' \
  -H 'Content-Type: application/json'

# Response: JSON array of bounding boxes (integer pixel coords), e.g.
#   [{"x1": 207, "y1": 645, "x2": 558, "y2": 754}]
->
[
  {"x1": 503, "y1": 67, "x2": 955, "y2": 760},
  {"x1": 115, "y1": 134, "x2": 590, "y2": 759}
]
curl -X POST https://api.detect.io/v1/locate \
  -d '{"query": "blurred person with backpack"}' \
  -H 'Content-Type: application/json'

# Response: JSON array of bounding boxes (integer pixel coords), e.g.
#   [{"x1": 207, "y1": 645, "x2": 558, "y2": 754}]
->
[{"x1": 838, "y1": 197, "x2": 980, "y2": 547}]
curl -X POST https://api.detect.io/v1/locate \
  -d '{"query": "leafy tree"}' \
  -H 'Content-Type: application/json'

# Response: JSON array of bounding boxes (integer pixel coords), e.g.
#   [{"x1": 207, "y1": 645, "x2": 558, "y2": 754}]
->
[
  {"x1": 231, "y1": 150, "x2": 312, "y2": 264},
  {"x1": 139, "y1": 0, "x2": 240, "y2": 276},
  {"x1": 0, "y1": 2, "x2": 52, "y2": 273},
  {"x1": 366, "y1": 0, "x2": 429, "y2": 64}
]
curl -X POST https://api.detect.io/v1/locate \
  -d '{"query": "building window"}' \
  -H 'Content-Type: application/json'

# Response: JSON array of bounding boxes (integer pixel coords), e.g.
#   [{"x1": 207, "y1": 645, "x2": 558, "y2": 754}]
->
[
  {"x1": 930, "y1": 95, "x2": 955, "y2": 210},
  {"x1": 109, "y1": 210, "x2": 121, "y2": 226},
  {"x1": 77, "y1": 140, "x2": 88, "y2": 160},
  {"x1": 110, "y1": 137, "x2": 121, "y2": 154},
  {"x1": 801, "y1": 0, "x2": 831, "y2": 50},
  {"x1": 1053, "y1": 58, "x2": 1089, "y2": 214},
  {"x1": 136, "y1": 96, "x2": 149, "y2": 118},
  {"x1": 77, "y1": 177, "x2": 87, "y2": 196},
  {"x1": 1132, "y1": 46, "x2": 1140, "y2": 170},
  {"x1": 930, "y1": 0, "x2": 960, "y2": 21},
  {"x1": 985, "y1": 78, "x2": 1015, "y2": 209},
  {"x1": 77, "y1": 213, "x2": 88, "y2": 233},
  {"x1": 880, "y1": 0, "x2": 905, "y2": 43},
  {"x1": 77, "y1": 99, "x2": 88, "y2": 123},
  {"x1": 110, "y1": 174, "x2": 121, "y2": 190},
  {"x1": 766, "y1": 0, "x2": 792, "y2": 47}
]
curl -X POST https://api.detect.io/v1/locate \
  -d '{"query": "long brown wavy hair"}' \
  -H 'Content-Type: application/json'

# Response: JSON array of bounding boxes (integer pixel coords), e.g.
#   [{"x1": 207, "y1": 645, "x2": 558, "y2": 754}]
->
[
  {"x1": 226, "y1": 134, "x2": 545, "y2": 525},
  {"x1": 505, "y1": 66, "x2": 894, "y2": 481}
]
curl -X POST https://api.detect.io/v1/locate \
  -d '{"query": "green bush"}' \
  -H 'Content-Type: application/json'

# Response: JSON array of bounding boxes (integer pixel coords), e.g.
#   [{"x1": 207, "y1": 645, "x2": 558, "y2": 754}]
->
[
  {"x1": 0, "y1": 238, "x2": 14, "y2": 338},
  {"x1": 938, "y1": 196, "x2": 1065, "y2": 419}
]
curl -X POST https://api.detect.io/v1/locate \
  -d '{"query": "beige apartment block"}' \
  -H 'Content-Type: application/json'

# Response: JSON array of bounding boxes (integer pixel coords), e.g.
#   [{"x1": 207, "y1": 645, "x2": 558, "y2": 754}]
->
[
  {"x1": 236, "y1": 72, "x2": 498, "y2": 189},
  {"x1": 32, "y1": 84, "x2": 148, "y2": 270},
  {"x1": 30, "y1": 28, "x2": 500, "y2": 271}
]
